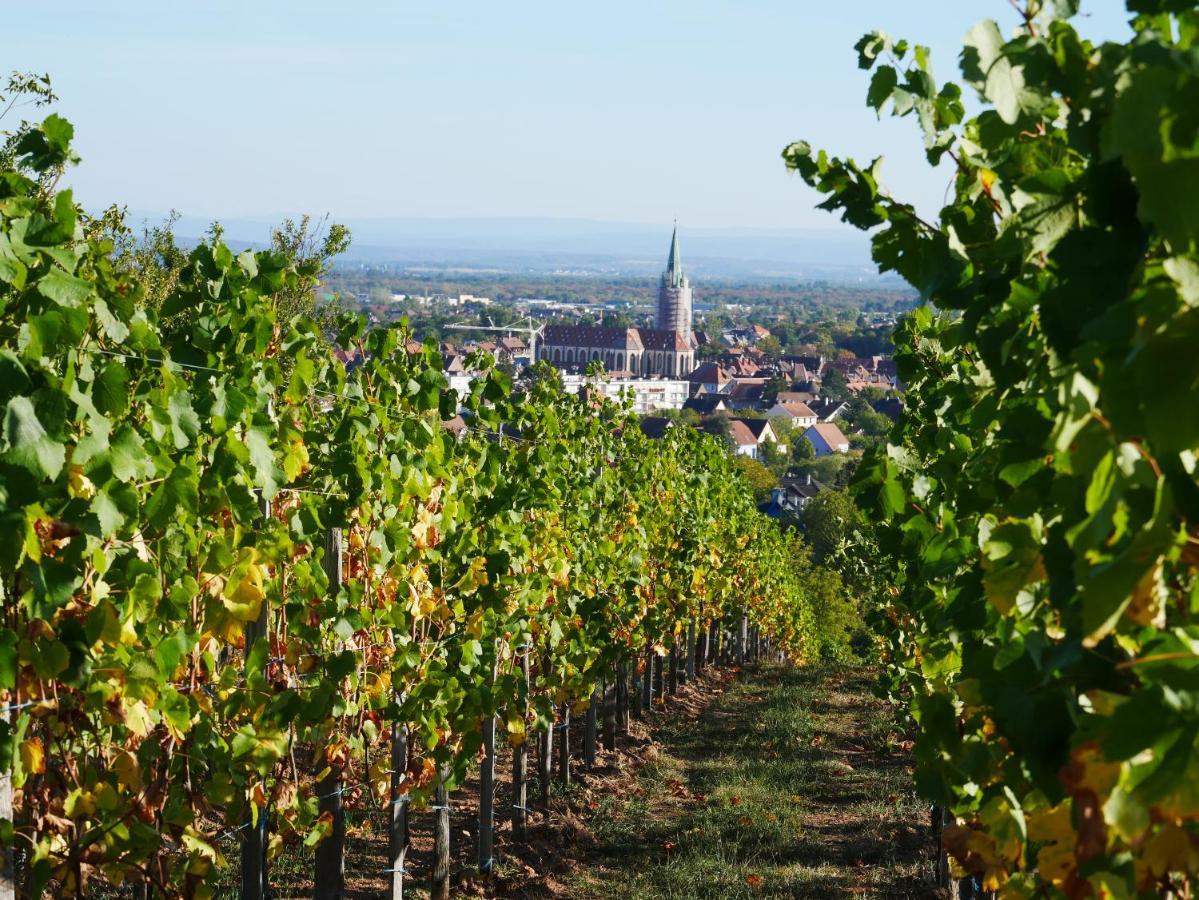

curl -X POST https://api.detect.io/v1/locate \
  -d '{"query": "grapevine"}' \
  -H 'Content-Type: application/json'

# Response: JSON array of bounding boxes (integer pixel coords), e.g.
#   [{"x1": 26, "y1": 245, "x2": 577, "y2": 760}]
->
[
  {"x1": 0, "y1": 107, "x2": 823, "y2": 895},
  {"x1": 785, "y1": 1, "x2": 1199, "y2": 895}
]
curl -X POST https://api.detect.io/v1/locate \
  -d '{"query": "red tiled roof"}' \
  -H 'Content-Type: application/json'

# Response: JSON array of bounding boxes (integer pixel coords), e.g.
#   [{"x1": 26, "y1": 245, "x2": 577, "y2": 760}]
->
[
  {"x1": 807, "y1": 422, "x2": 849, "y2": 448},
  {"x1": 726, "y1": 419, "x2": 758, "y2": 447},
  {"x1": 688, "y1": 362, "x2": 730, "y2": 384},
  {"x1": 774, "y1": 401, "x2": 817, "y2": 419}
]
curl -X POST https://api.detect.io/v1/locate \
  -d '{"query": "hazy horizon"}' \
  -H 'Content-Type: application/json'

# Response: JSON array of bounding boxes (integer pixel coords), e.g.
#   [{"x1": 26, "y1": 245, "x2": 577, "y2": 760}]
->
[{"x1": 5, "y1": 2, "x2": 1133, "y2": 234}]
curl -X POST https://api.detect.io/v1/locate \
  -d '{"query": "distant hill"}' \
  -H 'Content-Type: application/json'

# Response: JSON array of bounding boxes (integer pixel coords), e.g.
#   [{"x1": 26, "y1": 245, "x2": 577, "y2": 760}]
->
[{"x1": 123, "y1": 213, "x2": 887, "y2": 283}]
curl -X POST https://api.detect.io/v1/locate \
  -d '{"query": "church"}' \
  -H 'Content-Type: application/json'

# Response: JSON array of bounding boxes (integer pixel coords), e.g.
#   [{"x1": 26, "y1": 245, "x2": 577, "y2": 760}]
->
[{"x1": 537, "y1": 227, "x2": 697, "y2": 377}]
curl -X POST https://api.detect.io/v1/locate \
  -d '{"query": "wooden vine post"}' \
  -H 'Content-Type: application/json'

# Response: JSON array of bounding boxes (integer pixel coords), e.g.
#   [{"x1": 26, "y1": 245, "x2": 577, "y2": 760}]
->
[
  {"x1": 557, "y1": 704, "x2": 571, "y2": 786},
  {"x1": 432, "y1": 766, "x2": 451, "y2": 900},
  {"x1": 314, "y1": 529, "x2": 346, "y2": 900},
  {"x1": 389, "y1": 721, "x2": 409, "y2": 900},
  {"x1": 538, "y1": 714, "x2": 554, "y2": 813},
  {"x1": 0, "y1": 699, "x2": 11, "y2": 900},
  {"x1": 686, "y1": 616, "x2": 697, "y2": 681},
  {"x1": 478, "y1": 655, "x2": 497, "y2": 874},
  {"x1": 616, "y1": 656, "x2": 630, "y2": 736},
  {"x1": 601, "y1": 676, "x2": 617, "y2": 751},
  {"x1": 583, "y1": 690, "x2": 598, "y2": 767},
  {"x1": 737, "y1": 611, "x2": 748, "y2": 666},
  {"x1": 652, "y1": 648, "x2": 664, "y2": 703},
  {"x1": 512, "y1": 649, "x2": 530, "y2": 839},
  {"x1": 241, "y1": 444, "x2": 273, "y2": 900}
]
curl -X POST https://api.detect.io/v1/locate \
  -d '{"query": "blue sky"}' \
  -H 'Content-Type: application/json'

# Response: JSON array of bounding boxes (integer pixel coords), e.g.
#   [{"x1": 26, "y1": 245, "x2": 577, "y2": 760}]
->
[{"x1": 4, "y1": 2, "x2": 1132, "y2": 231}]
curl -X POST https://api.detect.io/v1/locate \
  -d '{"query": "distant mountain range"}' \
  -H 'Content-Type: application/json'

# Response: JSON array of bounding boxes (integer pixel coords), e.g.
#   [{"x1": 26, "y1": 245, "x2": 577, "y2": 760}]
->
[{"x1": 125, "y1": 213, "x2": 891, "y2": 283}]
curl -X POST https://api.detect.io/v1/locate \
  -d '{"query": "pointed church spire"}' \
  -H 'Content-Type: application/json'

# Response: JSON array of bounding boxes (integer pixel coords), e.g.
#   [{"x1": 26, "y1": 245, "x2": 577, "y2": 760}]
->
[{"x1": 665, "y1": 222, "x2": 683, "y2": 288}]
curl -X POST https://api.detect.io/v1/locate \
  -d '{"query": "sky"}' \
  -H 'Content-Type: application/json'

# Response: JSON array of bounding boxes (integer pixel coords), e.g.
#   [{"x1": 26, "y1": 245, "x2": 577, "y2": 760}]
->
[{"x1": 3, "y1": 2, "x2": 1133, "y2": 233}]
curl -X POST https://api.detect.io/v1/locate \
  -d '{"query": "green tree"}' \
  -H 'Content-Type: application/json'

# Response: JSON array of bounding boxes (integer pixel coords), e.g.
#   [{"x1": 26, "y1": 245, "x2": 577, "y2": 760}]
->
[
  {"x1": 758, "y1": 439, "x2": 790, "y2": 481},
  {"x1": 819, "y1": 366, "x2": 851, "y2": 401},
  {"x1": 798, "y1": 489, "x2": 858, "y2": 564},
  {"x1": 734, "y1": 455, "x2": 778, "y2": 504},
  {"x1": 790, "y1": 434, "x2": 815, "y2": 465},
  {"x1": 757, "y1": 334, "x2": 782, "y2": 355}
]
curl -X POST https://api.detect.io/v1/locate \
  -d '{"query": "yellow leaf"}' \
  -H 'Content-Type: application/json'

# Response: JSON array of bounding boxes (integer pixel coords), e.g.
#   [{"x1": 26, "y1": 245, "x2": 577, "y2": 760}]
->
[
  {"x1": 465, "y1": 609, "x2": 484, "y2": 640},
  {"x1": 1124, "y1": 562, "x2": 1166, "y2": 628},
  {"x1": 68, "y1": 465, "x2": 96, "y2": 500},
  {"x1": 113, "y1": 750, "x2": 143, "y2": 792},
  {"x1": 124, "y1": 699, "x2": 154, "y2": 738},
  {"x1": 1143, "y1": 824, "x2": 1199, "y2": 879},
  {"x1": 506, "y1": 712, "x2": 527, "y2": 748},
  {"x1": 224, "y1": 558, "x2": 266, "y2": 622},
  {"x1": 20, "y1": 738, "x2": 45, "y2": 775}
]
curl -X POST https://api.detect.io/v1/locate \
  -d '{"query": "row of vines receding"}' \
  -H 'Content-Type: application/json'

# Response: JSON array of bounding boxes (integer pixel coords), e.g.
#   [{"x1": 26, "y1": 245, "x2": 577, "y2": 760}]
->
[
  {"x1": 0, "y1": 102, "x2": 836, "y2": 895},
  {"x1": 785, "y1": 1, "x2": 1199, "y2": 897}
]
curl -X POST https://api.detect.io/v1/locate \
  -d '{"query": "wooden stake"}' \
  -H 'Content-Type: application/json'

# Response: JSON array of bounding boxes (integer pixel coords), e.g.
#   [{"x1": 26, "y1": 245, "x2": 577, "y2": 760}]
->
[
  {"x1": 313, "y1": 529, "x2": 345, "y2": 900},
  {"x1": 737, "y1": 613, "x2": 748, "y2": 666},
  {"x1": 432, "y1": 766, "x2": 451, "y2": 900},
  {"x1": 388, "y1": 724, "x2": 408, "y2": 900},
  {"x1": 241, "y1": 466, "x2": 273, "y2": 900},
  {"x1": 478, "y1": 711, "x2": 496, "y2": 873},
  {"x1": 616, "y1": 656, "x2": 630, "y2": 736},
  {"x1": 667, "y1": 645, "x2": 678, "y2": 696},
  {"x1": 512, "y1": 650, "x2": 530, "y2": 840},
  {"x1": 686, "y1": 617, "x2": 697, "y2": 681},
  {"x1": 602, "y1": 676, "x2": 617, "y2": 751},
  {"x1": 0, "y1": 699, "x2": 12, "y2": 900},
  {"x1": 584, "y1": 690, "x2": 597, "y2": 767},
  {"x1": 538, "y1": 715, "x2": 553, "y2": 814},
  {"x1": 639, "y1": 646, "x2": 652, "y2": 716},
  {"x1": 557, "y1": 705, "x2": 571, "y2": 787}
]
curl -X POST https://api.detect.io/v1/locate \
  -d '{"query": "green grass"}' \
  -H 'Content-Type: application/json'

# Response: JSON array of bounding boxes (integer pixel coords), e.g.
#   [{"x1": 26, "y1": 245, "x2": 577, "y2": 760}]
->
[{"x1": 562, "y1": 664, "x2": 935, "y2": 899}]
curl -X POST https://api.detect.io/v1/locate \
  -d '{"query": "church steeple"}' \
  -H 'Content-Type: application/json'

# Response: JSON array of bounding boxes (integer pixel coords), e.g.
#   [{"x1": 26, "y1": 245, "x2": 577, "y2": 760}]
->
[
  {"x1": 665, "y1": 223, "x2": 683, "y2": 288},
  {"x1": 656, "y1": 222, "x2": 693, "y2": 334}
]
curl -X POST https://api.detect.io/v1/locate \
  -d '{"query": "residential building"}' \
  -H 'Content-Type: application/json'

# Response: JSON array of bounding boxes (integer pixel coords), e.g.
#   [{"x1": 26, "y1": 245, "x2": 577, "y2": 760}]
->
[
  {"x1": 766, "y1": 400, "x2": 818, "y2": 428},
  {"x1": 725, "y1": 418, "x2": 778, "y2": 459},
  {"x1": 809, "y1": 398, "x2": 848, "y2": 422},
  {"x1": 683, "y1": 394, "x2": 731, "y2": 415},
  {"x1": 560, "y1": 374, "x2": 690, "y2": 415},
  {"x1": 803, "y1": 422, "x2": 850, "y2": 456}
]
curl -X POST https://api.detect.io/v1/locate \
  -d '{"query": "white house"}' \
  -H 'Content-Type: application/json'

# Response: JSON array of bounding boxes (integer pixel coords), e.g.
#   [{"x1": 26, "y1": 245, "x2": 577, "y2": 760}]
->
[
  {"x1": 727, "y1": 418, "x2": 778, "y2": 460},
  {"x1": 802, "y1": 422, "x2": 850, "y2": 456},
  {"x1": 766, "y1": 400, "x2": 818, "y2": 428}
]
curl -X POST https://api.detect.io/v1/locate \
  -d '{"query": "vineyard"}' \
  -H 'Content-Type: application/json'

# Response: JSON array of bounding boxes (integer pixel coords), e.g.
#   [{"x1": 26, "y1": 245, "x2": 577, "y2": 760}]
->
[
  {"x1": 785, "y1": 1, "x2": 1199, "y2": 897},
  {"x1": 0, "y1": 103, "x2": 838, "y2": 897}
]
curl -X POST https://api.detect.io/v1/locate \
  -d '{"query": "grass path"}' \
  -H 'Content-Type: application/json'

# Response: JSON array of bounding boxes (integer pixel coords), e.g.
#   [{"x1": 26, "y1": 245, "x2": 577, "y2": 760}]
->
[
  {"x1": 559, "y1": 664, "x2": 935, "y2": 899},
  {"x1": 203, "y1": 664, "x2": 935, "y2": 898}
]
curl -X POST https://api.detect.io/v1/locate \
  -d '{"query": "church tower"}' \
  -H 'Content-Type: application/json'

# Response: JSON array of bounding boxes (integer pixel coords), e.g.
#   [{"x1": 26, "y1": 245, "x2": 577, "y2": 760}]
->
[{"x1": 656, "y1": 225, "x2": 693, "y2": 335}]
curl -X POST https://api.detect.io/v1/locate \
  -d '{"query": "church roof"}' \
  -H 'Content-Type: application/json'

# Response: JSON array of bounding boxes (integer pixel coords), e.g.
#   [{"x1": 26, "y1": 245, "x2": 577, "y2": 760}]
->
[
  {"x1": 639, "y1": 327, "x2": 691, "y2": 351},
  {"x1": 542, "y1": 325, "x2": 643, "y2": 351}
]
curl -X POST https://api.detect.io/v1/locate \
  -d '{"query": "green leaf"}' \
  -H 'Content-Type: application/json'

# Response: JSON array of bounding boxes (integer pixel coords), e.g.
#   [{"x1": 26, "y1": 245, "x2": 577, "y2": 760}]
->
[
  {"x1": 167, "y1": 388, "x2": 200, "y2": 449},
  {"x1": 867, "y1": 65, "x2": 899, "y2": 112},
  {"x1": 37, "y1": 268, "x2": 92, "y2": 308},
  {"x1": 93, "y1": 361, "x2": 129, "y2": 415},
  {"x1": 962, "y1": 19, "x2": 1027, "y2": 125},
  {"x1": 145, "y1": 462, "x2": 199, "y2": 530},
  {"x1": 2, "y1": 396, "x2": 65, "y2": 480},
  {"x1": 245, "y1": 425, "x2": 279, "y2": 497}
]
